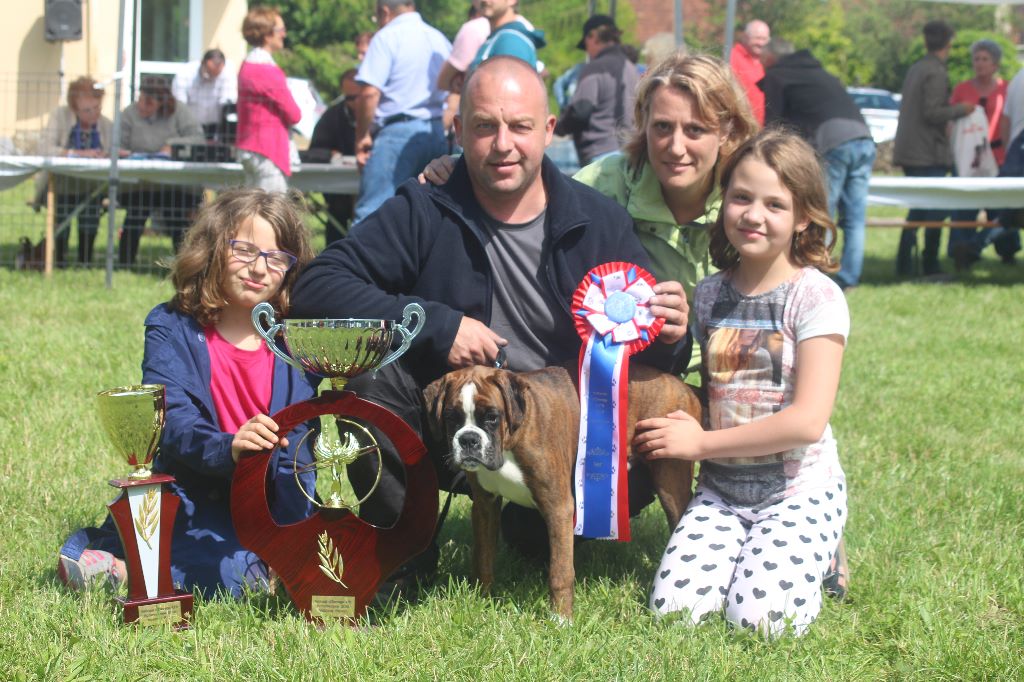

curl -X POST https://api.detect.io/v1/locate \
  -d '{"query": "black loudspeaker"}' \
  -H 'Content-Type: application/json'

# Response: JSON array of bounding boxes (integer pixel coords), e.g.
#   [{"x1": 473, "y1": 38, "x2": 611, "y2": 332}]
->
[{"x1": 45, "y1": 0, "x2": 83, "y2": 42}]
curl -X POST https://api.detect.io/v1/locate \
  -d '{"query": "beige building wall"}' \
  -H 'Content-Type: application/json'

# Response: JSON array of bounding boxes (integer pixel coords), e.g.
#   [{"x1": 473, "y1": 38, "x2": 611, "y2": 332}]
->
[
  {"x1": 206, "y1": 0, "x2": 249, "y2": 63},
  {"x1": 2, "y1": 0, "x2": 247, "y2": 153}
]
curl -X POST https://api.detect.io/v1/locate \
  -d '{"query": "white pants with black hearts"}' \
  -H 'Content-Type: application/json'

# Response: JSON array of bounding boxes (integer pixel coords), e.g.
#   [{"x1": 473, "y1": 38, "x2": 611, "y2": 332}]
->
[{"x1": 649, "y1": 478, "x2": 847, "y2": 637}]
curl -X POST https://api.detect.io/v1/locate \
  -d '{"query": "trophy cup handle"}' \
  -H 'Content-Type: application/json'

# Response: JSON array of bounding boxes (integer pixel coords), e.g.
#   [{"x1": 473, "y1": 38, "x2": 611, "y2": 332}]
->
[
  {"x1": 376, "y1": 302, "x2": 426, "y2": 371},
  {"x1": 252, "y1": 302, "x2": 304, "y2": 372}
]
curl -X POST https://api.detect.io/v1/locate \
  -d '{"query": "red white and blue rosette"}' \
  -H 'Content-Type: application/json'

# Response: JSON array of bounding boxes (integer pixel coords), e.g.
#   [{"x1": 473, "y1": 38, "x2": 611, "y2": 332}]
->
[{"x1": 571, "y1": 262, "x2": 663, "y2": 541}]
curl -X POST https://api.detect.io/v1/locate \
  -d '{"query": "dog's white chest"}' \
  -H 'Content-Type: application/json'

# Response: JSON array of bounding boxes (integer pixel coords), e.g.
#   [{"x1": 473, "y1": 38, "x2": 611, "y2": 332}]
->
[{"x1": 474, "y1": 451, "x2": 536, "y2": 509}]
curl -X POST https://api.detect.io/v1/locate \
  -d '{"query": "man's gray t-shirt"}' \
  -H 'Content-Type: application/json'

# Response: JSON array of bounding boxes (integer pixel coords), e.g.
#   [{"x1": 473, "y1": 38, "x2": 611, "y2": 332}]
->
[{"x1": 479, "y1": 209, "x2": 574, "y2": 371}]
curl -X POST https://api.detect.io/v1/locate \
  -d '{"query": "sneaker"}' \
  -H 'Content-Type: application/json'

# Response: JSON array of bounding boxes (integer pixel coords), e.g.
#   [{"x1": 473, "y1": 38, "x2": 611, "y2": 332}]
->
[
  {"x1": 822, "y1": 541, "x2": 849, "y2": 601},
  {"x1": 57, "y1": 550, "x2": 124, "y2": 590}
]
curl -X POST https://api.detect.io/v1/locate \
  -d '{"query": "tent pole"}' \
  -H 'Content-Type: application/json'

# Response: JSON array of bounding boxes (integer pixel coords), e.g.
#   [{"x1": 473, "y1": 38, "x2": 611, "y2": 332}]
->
[
  {"x1": 724, "y1": 0, "x2": 737, "y2": 60},
  {"x1": 105, "y1": 0, "x2": 128, "y2": 289},
  {"x1": 674, "y1": 0, "x2": 684, "y2": 49}
]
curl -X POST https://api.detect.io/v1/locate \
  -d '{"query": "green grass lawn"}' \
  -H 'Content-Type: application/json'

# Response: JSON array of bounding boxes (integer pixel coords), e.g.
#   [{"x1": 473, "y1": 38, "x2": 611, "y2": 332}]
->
[{"x1": 0, "y1": 226, "x2": 1022, "y2": 680}]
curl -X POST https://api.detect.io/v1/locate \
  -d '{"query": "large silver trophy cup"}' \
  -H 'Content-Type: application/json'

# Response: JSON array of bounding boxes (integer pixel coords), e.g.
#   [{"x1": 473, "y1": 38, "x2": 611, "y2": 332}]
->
[
  {"x1": 252, "y1": 302, "x2": 425, "y2": 393},
  {"x1": 251, "y1": 302, "x2": 425, "y2": 510}
]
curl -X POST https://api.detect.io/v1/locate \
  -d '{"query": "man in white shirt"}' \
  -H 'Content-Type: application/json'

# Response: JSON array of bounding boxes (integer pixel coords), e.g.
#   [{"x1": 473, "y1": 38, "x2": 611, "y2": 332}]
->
[
  {"x1": 353, "y1": 0, "x2": 451, "y2": 223},
  {"x1": 1003, "y1": 68, "x2": 1024, "y2": 148},
  {"x1": 171, "y1": 49, "x2": 238, "y2": 141}
]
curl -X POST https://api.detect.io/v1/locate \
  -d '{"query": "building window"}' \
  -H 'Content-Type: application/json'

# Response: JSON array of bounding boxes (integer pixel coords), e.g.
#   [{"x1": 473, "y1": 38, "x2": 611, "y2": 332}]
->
[{"x1": 139, "y1": 0, "x2": 190, "y2": 63}]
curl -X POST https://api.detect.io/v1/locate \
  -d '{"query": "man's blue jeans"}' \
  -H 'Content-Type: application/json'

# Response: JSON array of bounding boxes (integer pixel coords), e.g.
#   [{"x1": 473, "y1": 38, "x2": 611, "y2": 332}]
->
[
  {"x1": 824, "y1": 137, "x2": 877, "y2": 287},
  {"x1": 353, "y1": 117, "x2": 448, "y2": 224}
]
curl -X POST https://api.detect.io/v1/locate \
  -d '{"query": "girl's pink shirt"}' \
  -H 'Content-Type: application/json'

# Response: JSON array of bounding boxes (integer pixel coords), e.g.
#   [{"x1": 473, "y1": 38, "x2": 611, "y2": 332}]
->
[{"x1": 205, "y1": 325, "x2": 275, "y2": 433}]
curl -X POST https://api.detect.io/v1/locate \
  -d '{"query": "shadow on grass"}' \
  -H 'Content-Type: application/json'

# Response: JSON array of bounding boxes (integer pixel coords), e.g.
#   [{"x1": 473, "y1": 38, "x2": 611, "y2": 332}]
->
[{"x1": 857, "y1": 253, "x2": 1022, "y2": 288}]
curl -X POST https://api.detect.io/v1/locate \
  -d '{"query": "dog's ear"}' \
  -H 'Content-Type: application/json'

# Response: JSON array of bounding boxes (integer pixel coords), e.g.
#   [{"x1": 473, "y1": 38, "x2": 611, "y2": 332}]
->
[
  {"x1": 495, "y1": 370, "x2": 527, "y2": 435},
  {"x1": 422, "y1": 377, "x2": 447, "y2": 442}
]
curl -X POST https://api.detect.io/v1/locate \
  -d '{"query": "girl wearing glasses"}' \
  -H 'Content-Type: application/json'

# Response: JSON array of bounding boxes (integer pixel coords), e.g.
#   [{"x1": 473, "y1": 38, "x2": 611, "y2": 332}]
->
[{"x1": 58, "y1": 188, "x2": 318, "y2": 597}]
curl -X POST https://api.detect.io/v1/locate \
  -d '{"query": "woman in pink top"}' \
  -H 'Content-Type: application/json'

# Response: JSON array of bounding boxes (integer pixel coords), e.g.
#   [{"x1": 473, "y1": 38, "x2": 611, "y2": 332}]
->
[
  {"x1": 236, "y1": 6, "x2": 302, "y2": 192},
  {"x1": 948, "y1": 39, "x2": 1020, "y2": 267},
  {"x1": 950, "y1": 39, "x2": 1008, "y2": 164}
]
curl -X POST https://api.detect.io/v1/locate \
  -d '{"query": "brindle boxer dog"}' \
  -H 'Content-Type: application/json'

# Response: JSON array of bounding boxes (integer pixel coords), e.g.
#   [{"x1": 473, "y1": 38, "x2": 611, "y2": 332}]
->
[{"x1": 423, "y1": 363, "x2": 702, "y2": 619}]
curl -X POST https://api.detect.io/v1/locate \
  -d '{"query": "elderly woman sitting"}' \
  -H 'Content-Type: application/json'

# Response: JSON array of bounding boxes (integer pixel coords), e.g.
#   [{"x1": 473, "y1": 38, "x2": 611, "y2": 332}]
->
[
  {"x1": 37, "y1": 76, "x2": 113, "y2": 266},
  {"x1": 118, "y1": 75, "x2": 205, "y2": 265}
]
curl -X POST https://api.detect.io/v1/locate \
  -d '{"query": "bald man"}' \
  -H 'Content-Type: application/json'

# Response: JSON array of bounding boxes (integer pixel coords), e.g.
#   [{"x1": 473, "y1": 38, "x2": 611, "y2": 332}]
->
[
  {"x1": 291, "y1": 57, "x2": 692, "y2": 585},
  {"x1": 730, "y1": 19, "x2": 770, "y2": 124}
]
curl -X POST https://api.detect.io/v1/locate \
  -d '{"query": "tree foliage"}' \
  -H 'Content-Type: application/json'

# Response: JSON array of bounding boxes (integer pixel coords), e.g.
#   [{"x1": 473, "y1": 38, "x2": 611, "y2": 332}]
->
[
  {"x1": 729, "y1": 0, "x2": 1020, "y2": 91},
  {"x1": 273, "y1": 0, "x2": 375, "y2": 97},
  {"x1": 271, "y1": 0, "x2": 1021, "y2": 100}
]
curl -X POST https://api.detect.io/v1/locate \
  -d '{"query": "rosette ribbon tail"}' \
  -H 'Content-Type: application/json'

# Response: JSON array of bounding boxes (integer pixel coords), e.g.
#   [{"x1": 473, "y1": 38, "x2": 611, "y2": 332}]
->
[{"x1": 574, "y1": 334, "x2": 631, "y2": 540}]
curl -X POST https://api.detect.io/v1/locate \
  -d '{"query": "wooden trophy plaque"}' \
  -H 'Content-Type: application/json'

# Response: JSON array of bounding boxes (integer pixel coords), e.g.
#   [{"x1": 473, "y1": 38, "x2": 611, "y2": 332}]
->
[
  {"x1": 231, "y1": 390, "x2": 438, "y2": 624},
  {"x1": 107, "y1": 474, "x2": 194, "y2": 628}
]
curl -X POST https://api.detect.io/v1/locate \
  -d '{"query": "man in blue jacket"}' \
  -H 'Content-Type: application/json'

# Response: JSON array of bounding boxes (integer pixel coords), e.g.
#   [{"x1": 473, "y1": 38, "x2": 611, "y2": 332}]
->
[{"x1": 291, "y1": 56, "x2": 690, "y2": 585}]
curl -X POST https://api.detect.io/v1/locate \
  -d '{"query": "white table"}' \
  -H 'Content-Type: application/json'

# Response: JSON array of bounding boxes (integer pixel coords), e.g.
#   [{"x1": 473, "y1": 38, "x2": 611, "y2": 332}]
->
[
  {"x1": 2, "y1": 155, "x2": 360, "y2": 275},
  {"x1": 866, "y1": 176, "x2": 1024, "y2": 210},
  {"x1": 6, "y1": 155, "x2": 1024, "y2": 207},
  {"x1": 0, "y1": 155, "x2": 360, "y2": 195}
]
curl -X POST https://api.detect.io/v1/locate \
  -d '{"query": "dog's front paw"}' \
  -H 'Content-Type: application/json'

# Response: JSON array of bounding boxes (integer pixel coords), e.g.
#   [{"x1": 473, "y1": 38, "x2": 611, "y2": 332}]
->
[{"x1": 549, "y1": 612, "x2": 572, "y2": 627}]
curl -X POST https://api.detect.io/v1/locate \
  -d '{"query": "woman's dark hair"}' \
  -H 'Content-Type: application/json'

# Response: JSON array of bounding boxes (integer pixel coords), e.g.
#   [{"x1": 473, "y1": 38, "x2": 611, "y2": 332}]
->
[
  {"x1": 139, "y1": 75, "x2": 176, "y2": 118},
  {"x1": 923, "y1": 20, "x2": 955, "y2": 53}
]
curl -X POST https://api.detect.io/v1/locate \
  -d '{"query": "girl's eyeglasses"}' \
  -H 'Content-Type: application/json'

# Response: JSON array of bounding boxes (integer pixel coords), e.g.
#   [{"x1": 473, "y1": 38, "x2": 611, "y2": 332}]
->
[{"x1": 229, "y1": 240, "x2": 297, "y2": 273}]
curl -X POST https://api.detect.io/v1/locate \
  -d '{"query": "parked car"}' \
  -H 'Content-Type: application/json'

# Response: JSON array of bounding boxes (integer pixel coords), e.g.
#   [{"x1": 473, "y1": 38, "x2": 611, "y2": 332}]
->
[{"x1": 847, "y1": 86, "x2": 900, "y2": 144}]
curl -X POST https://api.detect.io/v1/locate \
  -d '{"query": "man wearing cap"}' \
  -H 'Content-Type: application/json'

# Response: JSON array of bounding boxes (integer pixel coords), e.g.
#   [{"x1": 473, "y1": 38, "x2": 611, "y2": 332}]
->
[
  {"x1": 730, "y1": 19, "x2": 770, "y2": 125},
  {"x1": 554, "y1": 14, "x2": 639, "y2": 166},
  {"x1": 353, "y1": 0, "x2": 452, "y2": 224}
]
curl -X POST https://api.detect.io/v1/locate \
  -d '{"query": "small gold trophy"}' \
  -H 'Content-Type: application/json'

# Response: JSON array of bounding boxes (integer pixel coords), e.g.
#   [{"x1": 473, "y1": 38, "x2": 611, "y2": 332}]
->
[{"x1": 97, "y1": 385, "x2": 193, "y2": 628}]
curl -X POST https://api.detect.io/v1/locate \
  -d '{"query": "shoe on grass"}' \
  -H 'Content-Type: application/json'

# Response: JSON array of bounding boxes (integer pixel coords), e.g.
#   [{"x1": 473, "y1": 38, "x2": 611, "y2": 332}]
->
[
  {"x1": 951, "y1": 243, "x2": 980, "y2": 272},
  {"x1": 57, "y1": 550, "x2": 124, "y2": 590},
  {"x1": 822, "y1": 540, "x2": 849, "y2": 602}
]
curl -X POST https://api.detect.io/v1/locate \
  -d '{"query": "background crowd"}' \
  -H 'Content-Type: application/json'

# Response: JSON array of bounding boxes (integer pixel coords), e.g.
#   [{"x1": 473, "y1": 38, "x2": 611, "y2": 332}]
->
[{"x1": 34, "y1": 2, "x2": 1023, "y2": 284}]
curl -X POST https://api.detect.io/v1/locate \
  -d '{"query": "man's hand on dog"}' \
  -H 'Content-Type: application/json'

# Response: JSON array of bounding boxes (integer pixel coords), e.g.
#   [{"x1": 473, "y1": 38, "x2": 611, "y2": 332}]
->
[
  {"x1": 634, "y1": 409, "x2": 705, "y2": 461},
  {"x1": 448, "y1": 317, "x2": 508, "y2": 368},
  {"x1": 649, "y1": 280, "x2": 689, "y2": 345}
]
